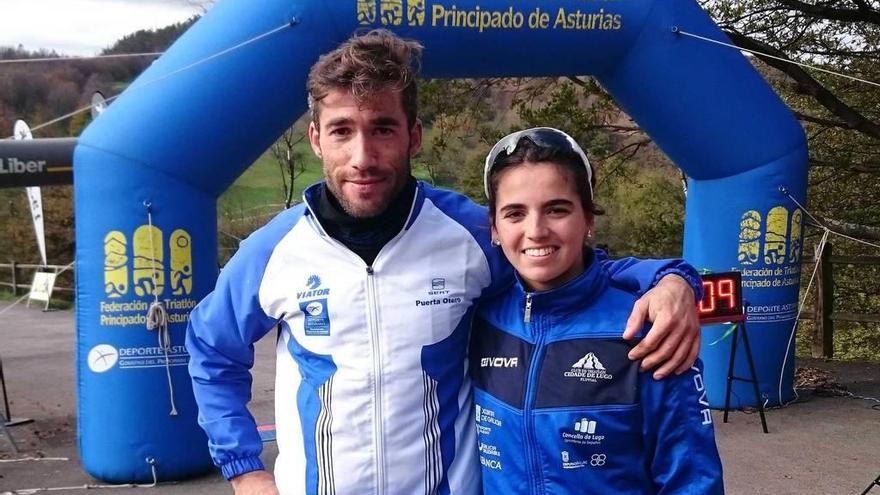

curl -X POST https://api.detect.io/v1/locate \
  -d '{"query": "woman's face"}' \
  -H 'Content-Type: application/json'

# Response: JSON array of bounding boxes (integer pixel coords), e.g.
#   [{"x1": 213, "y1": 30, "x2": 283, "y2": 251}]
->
[{"x1": 492, "y1": 161, "x2": 594, "y2": 292}]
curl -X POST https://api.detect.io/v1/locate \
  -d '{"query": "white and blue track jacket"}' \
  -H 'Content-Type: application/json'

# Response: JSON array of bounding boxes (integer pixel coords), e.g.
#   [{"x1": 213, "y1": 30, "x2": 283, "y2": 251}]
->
[
  {"x1": 186, "y1": 181, "x2": 703, "y2": 495},
  {"x1": 471, "y1": 251, "x2": 724, "y2": 495}
]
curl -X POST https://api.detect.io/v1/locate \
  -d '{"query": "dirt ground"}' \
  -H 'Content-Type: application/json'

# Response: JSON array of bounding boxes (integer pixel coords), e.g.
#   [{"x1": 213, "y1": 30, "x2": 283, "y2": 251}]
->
[{"x1": 1, "y1": 304, "x2": 878, "y2": 494}]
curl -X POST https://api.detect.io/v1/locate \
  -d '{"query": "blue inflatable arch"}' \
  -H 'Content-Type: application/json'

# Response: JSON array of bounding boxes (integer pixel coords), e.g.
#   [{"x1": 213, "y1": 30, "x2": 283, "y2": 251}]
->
[{"x1": 74, "y1": 0, "x2": 807, "y2": 483}]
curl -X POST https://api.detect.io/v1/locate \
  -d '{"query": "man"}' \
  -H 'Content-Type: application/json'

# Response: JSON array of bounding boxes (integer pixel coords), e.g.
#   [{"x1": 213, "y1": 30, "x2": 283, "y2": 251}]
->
[{"x1": 186, "y1": 30, "x2": 703, "y2": 495}]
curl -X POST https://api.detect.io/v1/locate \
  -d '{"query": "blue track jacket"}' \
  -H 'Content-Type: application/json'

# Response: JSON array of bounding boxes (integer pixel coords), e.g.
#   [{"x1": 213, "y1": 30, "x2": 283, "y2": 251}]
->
[
  {"x1": 186, "y1": 182, "x2": 704, "y2": 495},
  {"x1": 471, "y1": 251, "x2": 724, "y2": 495}
]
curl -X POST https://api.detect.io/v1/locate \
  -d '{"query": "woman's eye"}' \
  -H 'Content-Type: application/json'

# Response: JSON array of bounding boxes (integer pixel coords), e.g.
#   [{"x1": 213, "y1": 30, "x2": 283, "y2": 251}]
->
[{"x1": 503, "y1": 211, "x2": 524, "y2": 220}]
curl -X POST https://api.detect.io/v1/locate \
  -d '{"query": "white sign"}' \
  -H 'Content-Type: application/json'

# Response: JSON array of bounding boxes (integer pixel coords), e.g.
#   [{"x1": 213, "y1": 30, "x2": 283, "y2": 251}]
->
[
  {"x1": 14, "y1": 120, "x2": 47, "y2": 266},
  {"x1": 28, "y1": 271, "x2": 57, "y2": 310},
  {"x1": 25, "y1": 187, "x2": 46, "y2": 265}
]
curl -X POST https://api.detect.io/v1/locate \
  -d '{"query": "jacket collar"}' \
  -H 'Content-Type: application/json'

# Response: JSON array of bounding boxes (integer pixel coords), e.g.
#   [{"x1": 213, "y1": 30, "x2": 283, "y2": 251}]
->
[
  {"x1": 301, "y1": 179, "x2": 425, "y2": 237},
  {"x1": 513, "y1": 249, "x2": 608, "y2": 321}
]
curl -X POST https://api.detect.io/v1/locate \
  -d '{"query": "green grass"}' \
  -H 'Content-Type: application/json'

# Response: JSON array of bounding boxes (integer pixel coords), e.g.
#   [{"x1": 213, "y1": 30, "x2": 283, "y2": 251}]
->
[
  {"x1": 0, "y1": 289, "x2": 19, "y2": 302},
  {"x1": 219, "y1": 141, "x2": 323, "y2": 215}
]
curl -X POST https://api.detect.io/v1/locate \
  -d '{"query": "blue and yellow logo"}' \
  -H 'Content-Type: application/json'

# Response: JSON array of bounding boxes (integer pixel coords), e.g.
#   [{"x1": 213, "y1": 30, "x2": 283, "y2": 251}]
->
[
  {"x1": 737, "y1": 206, "x2": 803, "y2": 266},
  {"x1": 103, "y1": 227, "x2": 193, "y2": 298},
  {"x1": 357, "y1": 0, "x2": 377, "y2": 24},
  {"x1": 358, "y1": 0, "x2": 426, "y2": 27},
  {"x1": 408, "y1": 0, "x2": 426, "y2": 26}
]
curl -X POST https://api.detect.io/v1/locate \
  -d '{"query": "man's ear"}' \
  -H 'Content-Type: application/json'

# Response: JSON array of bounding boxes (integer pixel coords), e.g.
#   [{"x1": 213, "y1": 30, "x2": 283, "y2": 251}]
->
[
  {"x1": 308, "y1": 121, "x2": 322, "y2": 159},
  {"x1": 409, "y1": 118, "x2": 423, "y2": 156}
]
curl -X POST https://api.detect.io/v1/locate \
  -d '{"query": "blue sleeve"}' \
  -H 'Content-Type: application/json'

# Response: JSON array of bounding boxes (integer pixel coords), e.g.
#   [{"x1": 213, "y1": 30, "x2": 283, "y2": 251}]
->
[
  {"x1": 641, "y1": 360, "x2": 725, "y2": 494},
  {"x1": 185, "y1": 207, "x2": 304, "y2": 479},
  {"x1": 596, "y1": 249, "x2": 704, "y2": 303}
]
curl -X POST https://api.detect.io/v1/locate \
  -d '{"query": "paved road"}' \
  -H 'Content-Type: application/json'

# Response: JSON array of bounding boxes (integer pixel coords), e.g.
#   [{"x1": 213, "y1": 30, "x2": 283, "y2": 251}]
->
[{"x1": 1, "y1": 304, "x2": 878, "y2": 494}]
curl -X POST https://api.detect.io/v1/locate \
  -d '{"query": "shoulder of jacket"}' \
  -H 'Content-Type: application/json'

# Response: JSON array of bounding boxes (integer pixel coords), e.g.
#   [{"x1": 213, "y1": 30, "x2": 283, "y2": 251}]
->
[
  {"x1": 236, "y1": 203, "x2": 309, "y2": 257},
  {"x1": 421, "y1": 183, "x2": 487, "y2": 220}
]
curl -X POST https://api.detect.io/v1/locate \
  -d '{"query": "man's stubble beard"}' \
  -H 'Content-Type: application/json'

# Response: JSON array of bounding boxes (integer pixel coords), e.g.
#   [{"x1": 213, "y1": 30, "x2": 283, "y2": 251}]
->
[{"x1": 325, "y1": 159, "x2": 412, "y2": 219}]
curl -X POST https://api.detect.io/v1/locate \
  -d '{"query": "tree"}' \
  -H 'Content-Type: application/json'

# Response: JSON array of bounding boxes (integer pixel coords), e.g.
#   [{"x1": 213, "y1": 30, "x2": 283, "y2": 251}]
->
[
  {"x1": 703, "y1": 0, "x2": 880, "y2": 242},
  {"x1": 703, "y1": 0, "x2": 880, "y2": 359},
  {"x1": 270, "y1": 124, "x2": 307, "y2": 208},
  {"x1": 416, "y1": 79, "x2": 496, "y2": 188}
]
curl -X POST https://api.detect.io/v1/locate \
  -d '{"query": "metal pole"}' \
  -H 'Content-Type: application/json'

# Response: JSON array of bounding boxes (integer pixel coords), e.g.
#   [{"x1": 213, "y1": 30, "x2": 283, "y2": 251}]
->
[
  {"x1": 723, "y1": 324, "x2": 739, "y2": 424},
  {"x1": 860, "y1": 473, "x2": 880, "y2": 495},
  {"x1": 0, "y1": 355, "x2": 20, "y2": 453},
  {"x1": 1, "y1": 354, "x2": 11, "y2": 421},
  {"x1": 739, "y1": 319, "x2": 769, "y2": 433},
  {"x1": 1, "y1": 354, "x2": 34, "y2": 428}
]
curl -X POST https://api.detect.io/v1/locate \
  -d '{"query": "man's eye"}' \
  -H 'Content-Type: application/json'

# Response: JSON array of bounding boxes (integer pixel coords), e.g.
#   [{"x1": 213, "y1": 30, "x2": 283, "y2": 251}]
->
[
  {"x1": 375, "y1": 127, "x2": 394, "y2": 136},
  {"x1": 329, "y1": 128, "x2": 351, "y2": 137}
]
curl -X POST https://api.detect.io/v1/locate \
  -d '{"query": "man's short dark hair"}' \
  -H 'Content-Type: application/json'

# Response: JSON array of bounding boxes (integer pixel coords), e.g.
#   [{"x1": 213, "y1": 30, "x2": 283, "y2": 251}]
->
[{"x1": 307, "y1": 29, "x2": 423, "y2": 128}]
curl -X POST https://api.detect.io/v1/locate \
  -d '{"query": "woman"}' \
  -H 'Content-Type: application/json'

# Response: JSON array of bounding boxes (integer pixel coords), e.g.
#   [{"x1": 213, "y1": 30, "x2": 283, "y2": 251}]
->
[{"x1": 471, "y1": 127, "x2": 724, "y2": 494}]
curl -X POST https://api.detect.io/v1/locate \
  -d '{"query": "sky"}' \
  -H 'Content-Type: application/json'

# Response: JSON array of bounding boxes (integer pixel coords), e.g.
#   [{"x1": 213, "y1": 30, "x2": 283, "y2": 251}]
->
[{"x1": 0, "y1": 0, "x2": 204, "y2": 56}]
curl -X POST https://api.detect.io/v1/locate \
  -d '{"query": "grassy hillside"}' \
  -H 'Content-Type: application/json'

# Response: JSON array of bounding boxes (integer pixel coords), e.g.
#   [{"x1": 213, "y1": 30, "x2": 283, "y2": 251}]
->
[{"x1": 219, "y1": 141, "x2": 322, "y2": 215}]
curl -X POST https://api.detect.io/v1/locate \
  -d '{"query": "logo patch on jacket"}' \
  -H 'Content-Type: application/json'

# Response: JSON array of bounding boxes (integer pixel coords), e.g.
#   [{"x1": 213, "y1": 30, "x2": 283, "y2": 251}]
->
[
  {"x1": 562, "y1": 418, "x2": 605, "y2": 447},
  {"x1": 470, "y1": 319, "x2": 533, "y2": 409},
  {"x1": 300, "y1": 298, "x2": 330, "y2": 336},
  {"x1": 564, "y1": 352, "x2": 613, "y2": 382},
  {"x1": 298, "y1": 275, "x2": 331, "y2": 336},
  {"x1": 297, "y1": 274, "x2": 330, "y2": 299},
  {"x1": 535, "y1": 338, "x2": 639, "y2": 408}
]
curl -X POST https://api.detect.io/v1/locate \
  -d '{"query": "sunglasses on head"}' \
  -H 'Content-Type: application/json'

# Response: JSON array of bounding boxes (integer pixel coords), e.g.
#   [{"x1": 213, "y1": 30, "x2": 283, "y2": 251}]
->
[{"x1": 483, "y1": 127, "x2": 593, "y2": 199}]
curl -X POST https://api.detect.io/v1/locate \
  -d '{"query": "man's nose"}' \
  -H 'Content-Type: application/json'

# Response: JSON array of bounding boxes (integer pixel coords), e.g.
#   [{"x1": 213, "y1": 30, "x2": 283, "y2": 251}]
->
[{"x1": 349, "y1": 133, "x2": 379, "y2": 169}]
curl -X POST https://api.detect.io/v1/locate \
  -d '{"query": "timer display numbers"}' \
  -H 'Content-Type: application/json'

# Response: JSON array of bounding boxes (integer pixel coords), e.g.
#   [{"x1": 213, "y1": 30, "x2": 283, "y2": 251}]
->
[{"x1": 698, "y1": 272, "x2": 744, "y2": 323}]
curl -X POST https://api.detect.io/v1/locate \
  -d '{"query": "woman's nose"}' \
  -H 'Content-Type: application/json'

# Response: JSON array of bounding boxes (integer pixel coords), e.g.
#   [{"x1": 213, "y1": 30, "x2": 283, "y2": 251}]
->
[{"x1": 525, "y1": 215, "x2": 549, "y2": 239}]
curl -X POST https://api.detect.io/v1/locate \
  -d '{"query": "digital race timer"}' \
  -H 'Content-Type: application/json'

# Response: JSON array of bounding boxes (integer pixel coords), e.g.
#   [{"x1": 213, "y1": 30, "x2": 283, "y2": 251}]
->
[{"x1": 698, "y1": 271, "x2": 745, "y2": 324}]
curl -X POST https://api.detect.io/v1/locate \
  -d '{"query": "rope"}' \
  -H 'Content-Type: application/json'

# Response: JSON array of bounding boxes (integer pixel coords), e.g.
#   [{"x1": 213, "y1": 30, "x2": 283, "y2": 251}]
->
[
  {"x1": 4, "y1": 20, "x2": 295, "y2": 139},
  {"x1": 778, "y1": 228, "x2": 830, "y2": 406},
  {"x1": 0, "y1": 457, "x2": 68, "y2": 463},
  {"x1": 674, "y1": 29, "x2": 880, "y2": 89},
  {"x1": 764, "y1": 188, "x2": 880, "y2": 406},
  {"x1": 2, "y1": 457, "x2": 163, "y2": 494},
  {"x1": 847, "y1": 393, "x2": 880, "y2": 411},
  {"x1": 144, "y1": 202, "x2": 178, "y2": 417},
  {"x1": 219, "y1": 229, "x2": 243, "y2": 242},
  {"x1": 0, "y1": 52, "x2": 163, "y2": 65},
  {"x1": 782, "y1": 188, "x2": 880, "y2": 250}
]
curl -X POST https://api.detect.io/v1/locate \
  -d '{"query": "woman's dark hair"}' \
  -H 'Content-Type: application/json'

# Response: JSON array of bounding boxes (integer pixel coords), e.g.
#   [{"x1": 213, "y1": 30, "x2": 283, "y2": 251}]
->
[{"x1": 487, "y1": 137, "x2": 604, "y2": 223}]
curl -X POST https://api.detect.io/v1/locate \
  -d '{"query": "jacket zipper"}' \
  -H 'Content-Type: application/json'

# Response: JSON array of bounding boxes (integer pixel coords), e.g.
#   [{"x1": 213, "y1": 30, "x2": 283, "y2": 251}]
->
[
  {"x1": 303, "y1": 188, "x2": 422, "y2": 494},
  {"x1": 523, "y1": 293, "x2": 533, "y2": 323},
  {"x1": 297, "y1": 231, "x2": 389, "y2": 494},
  {"x1": 522, "y1": 293, "x2": 544, "y2": 495},
  {"x1": 365, "y1": 265, "x2": 386, "y2": 495}
]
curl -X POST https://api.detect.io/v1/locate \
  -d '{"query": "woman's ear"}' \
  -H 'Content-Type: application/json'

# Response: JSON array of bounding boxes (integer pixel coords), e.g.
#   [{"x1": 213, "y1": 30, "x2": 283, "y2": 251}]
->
[{"x1": 490, "y1": 223, "x2": 500, "y2": 247}]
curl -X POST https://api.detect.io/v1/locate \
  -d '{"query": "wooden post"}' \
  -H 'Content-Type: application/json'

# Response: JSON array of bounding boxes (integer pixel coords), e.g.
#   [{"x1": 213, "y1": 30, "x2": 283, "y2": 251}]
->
[
  {"x1": 812, "y1": 242, "x2": 834, "y2": 359},
  {"x1": 10, "y1": 261, "x2": 17, "y2": 296}
]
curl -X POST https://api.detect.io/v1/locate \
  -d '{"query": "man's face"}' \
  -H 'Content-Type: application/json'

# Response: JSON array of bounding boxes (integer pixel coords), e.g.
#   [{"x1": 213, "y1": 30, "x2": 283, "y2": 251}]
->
[{"x1": 309, "y1": 88, "x2": 422, "y2": 218}]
